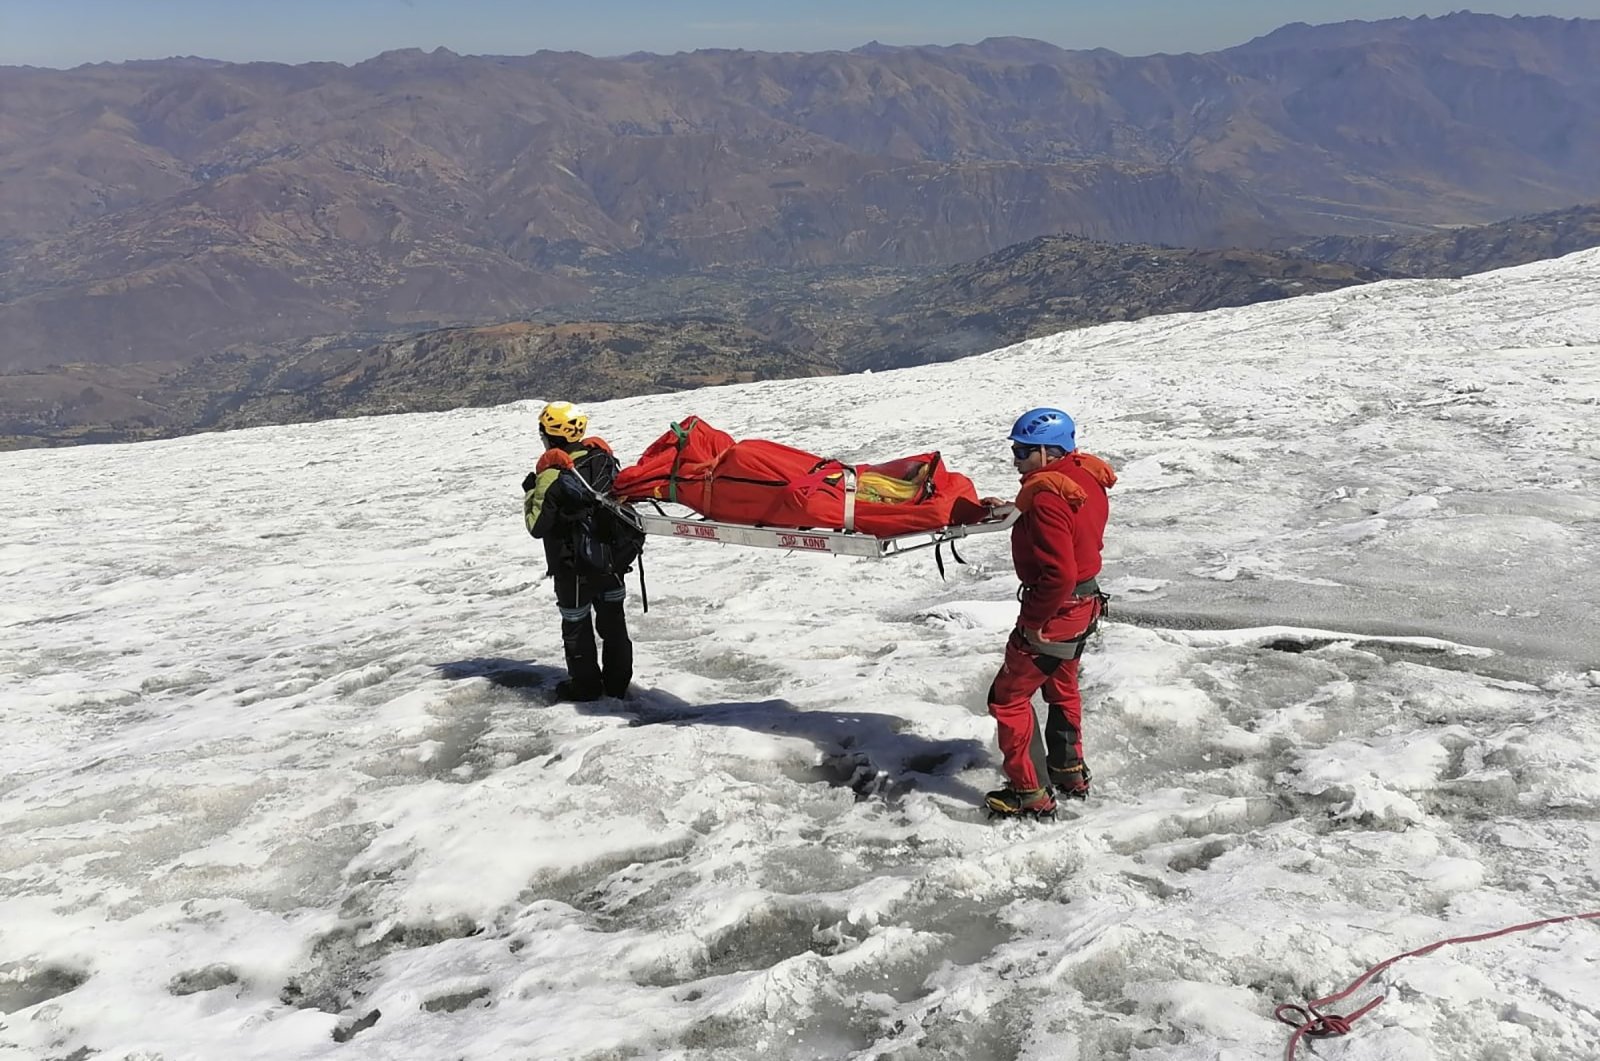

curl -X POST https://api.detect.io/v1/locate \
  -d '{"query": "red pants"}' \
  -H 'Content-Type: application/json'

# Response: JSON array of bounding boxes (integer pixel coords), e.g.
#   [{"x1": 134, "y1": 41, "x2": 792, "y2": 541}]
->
[{"x1": 987, "y1": 630, "x2": 1089, "y2": 792}]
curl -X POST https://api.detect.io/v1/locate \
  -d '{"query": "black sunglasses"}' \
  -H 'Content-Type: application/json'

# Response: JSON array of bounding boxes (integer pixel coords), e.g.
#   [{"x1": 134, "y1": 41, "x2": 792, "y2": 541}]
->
[{"x1": 1011, "y1": 443, "x2": 1038, "y2": 460}]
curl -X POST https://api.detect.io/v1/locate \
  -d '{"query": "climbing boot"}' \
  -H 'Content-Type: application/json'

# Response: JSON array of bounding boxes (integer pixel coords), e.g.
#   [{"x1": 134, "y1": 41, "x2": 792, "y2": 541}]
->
[
  {"x1": 1048, "y1": 762, "x2": 1092, "y2": 801},
  {"x1": 552, "y1": 677, "x2": 604, "y2": 702},
  {"x1": 985, "y1": 786, "x2": 1058, "y2": 819}
]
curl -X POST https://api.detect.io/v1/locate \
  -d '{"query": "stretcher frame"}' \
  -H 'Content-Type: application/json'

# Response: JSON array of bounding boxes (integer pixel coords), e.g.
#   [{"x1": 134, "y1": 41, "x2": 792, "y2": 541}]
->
[{"x1": 610, "y1": 491, "x2": 1020, "y2": 561}]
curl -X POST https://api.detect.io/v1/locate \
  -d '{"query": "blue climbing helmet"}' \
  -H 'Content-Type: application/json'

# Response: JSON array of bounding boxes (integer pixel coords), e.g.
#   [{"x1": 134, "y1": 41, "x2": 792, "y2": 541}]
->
[{"x1": 1008, "y1": 407, "x2": 1076, "y2": 452}]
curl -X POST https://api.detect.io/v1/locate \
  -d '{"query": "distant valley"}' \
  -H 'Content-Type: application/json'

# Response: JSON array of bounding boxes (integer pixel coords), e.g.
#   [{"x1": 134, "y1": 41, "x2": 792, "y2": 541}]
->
[{"x1": 3, "y1": 203, "x2": 1595, "y2": 450}]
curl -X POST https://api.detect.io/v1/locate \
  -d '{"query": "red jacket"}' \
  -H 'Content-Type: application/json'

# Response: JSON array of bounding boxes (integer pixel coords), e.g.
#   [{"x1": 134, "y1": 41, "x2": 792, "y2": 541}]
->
[{"x1": 1011, "y1": 452, "x2": 1116, "y2": 636}]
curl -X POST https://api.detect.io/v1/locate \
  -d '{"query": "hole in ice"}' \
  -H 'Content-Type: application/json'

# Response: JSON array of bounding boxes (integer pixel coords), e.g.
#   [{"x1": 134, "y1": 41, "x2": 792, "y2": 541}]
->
[
  {"x1": 1264, "y1": 637, "x2": 1335, "y2": 654},
  {"x1": 352, "y1": 709, "x2": 548, "y2": 783},
  {"x1": 1166, "y1": 838, "x2": 1233, "y2": 873},
  {"x1": 696, "y1": 904, "x2": 839, "y2": 978},
  {"x1": 880, "y1": 996, "x2": 1027, "y2": 1061},
  {"x1": 761, "y1": 845, "x2": 859, "y2": 895},
  {"x1": 682, "y1": 648, "x2": 783, "y2": 686},
  {"x1": 638, "y1": 902, "x2": 853, "y2": 987},
  {"x1": 0, "y1": 964, "x2": 87, "y2": 1014},
  {"x1": 1120, "y1": 870, "x2": 1183, "y2": 900},
  {"x1": 840, "y1": 902, "x2": 1017, "y2": 1004},
  {"x1": 522, "y1": 840, "x2": 698, "y2": 927},
  {"x1": 1422, "y1": 773, "x2": 1523, "y2": 821},
  {"x1": 421, "y1": 986, "x2": 490, "y2": 1012},
  {"x1": 379, "y1": 918, "x2": 482, "y2": 948},
  {"x1": 670, "y1": 995, "x2": 881, "y2": 1057},
  {"x1": 786, "y1": 753, "x2": 863, "y2": 790},
  {"x1": 570, "y1": 863, "x2": 700, "y2": 926},
  {"x1": 331, "y1": 1007, "x2": 381, "y2": 1042},
  {"x1": 677, "y1": 1014, "x2": 755, "y2": 1051},
  {"x1": 168, "y1": 963, "x2": 240, "y2": 996},
  {"x1": 280, "y1": 917, "x2": 478, "y2": 1016}
]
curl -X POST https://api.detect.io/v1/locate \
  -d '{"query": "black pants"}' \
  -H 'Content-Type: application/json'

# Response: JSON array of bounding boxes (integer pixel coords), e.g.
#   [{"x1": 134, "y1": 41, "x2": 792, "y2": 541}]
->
[{"x1": 555, "y1": 571, "x2": 633, "y2": 697}]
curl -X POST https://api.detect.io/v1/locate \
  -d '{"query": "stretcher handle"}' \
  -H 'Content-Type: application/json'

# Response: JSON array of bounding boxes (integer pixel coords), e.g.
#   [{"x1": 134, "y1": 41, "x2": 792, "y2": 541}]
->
[{"x1": 841, "y1": 466, "x2": 858, "y2": 533}]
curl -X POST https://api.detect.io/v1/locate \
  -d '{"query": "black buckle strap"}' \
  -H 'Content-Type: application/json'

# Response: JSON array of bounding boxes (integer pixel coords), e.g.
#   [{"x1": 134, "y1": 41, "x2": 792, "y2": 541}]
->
[
  {"x1": 933, "y1": 538, "x2": 967, "y2": 580},
  {"x1": 636, "y1": 550, "x2": 649, "y2": 613}
]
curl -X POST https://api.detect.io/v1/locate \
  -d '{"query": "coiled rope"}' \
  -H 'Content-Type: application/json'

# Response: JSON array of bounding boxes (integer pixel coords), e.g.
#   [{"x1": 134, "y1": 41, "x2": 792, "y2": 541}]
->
[{"x1": 1276, "y1": 910, "x2": 1600, "y2": 1059}]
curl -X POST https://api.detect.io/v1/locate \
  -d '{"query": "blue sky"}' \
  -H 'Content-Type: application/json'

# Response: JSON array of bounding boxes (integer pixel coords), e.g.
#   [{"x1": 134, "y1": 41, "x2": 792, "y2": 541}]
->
[{"x1": 2, "y1": 1, "x2": 1594, "y2": 67}]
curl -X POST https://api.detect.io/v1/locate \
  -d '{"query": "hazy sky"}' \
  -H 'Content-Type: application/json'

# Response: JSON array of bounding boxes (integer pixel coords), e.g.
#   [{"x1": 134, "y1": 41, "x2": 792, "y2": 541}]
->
[{"x1": 1, "y1": 1, "x2": 1594, "y2": 68}]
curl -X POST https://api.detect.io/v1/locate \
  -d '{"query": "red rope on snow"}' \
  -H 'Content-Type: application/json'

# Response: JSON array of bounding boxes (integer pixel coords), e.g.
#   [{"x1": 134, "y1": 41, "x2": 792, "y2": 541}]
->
[{"x1": 1276, "y1": 911, "x2": 1600, "y2": 1059}]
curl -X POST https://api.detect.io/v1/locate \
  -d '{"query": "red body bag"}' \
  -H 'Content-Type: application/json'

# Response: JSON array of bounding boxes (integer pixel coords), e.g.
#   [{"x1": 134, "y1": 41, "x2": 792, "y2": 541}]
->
[{"x1": 612, "y1": 416, "x2": 985, "y2": 535}]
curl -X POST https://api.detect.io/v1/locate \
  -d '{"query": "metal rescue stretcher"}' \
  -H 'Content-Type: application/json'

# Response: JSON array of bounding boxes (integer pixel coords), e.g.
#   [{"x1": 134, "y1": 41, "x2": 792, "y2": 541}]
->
[{"x1": 608, "y1": 466, "x2": 1021, "y2": 565}]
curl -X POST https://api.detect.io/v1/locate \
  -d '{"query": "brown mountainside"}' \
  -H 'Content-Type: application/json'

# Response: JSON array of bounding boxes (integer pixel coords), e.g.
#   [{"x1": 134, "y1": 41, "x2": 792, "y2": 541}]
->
[
  {"x1": 213, "y1": 318, "x2": 835, "y2": 430},
  {"x1": 1290, "y1": 203, "x2": 1600, "y2": 277},
  {"x1": 5, "y1": 200, "x2": 1599, "y2": 450},
  {"x1": 4, "y1": 13, "x2": 1600, "y2": 370},
  {"x1": 0, "y1": 230, "x2": 1495, "y2": 451},
  {"x1": 0, "y1": 319, "x2": 832, "y2": 448},
  {"x1": 846, "y1": 239, "x2": 1383, "y2": 369}
]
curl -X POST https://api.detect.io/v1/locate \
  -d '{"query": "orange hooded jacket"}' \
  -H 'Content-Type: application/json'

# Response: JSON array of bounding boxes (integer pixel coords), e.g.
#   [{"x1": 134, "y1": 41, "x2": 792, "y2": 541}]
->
[{"x1": 1011, "y1": 452, "x2": 1116, "y2": 636}]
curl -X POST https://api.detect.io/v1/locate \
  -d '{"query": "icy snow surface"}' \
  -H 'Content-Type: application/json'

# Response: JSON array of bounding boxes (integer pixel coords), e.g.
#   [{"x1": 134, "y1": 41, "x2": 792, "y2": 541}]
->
[{"x1": 3, "y1": 250, "x2": 1599, "y2": 1060}]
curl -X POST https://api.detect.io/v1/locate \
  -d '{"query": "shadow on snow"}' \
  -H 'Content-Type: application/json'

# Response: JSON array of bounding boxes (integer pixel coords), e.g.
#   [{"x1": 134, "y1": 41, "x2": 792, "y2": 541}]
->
[{"x1": 435, "y1": 657, "x2": 991, "y2": 806}]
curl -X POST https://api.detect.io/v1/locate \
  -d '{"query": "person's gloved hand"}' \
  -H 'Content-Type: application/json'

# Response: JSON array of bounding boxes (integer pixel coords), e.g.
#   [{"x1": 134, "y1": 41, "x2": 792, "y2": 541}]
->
[
  {"x1": 980, "y1": 496, "x2": 1018, "y2": 519},
  {"x1": 520, "y1": 470, "x2": 539, "y2": 492}
]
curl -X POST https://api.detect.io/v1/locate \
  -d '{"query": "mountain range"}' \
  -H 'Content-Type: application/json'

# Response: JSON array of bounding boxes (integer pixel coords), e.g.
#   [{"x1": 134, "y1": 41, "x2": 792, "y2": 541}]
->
[
  {"x1": 3, "y1": 13, "x2": 1599, "y2": 373},
  {"x1": 4, "y1": 202, "x2": 1596, "y2": 450}
]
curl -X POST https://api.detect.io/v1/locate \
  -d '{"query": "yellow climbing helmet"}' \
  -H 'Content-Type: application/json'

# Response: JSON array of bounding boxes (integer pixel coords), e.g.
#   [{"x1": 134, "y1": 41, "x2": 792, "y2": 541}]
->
[{"x1": 538, "y1": 400, "x2": 588, "y2": 443}]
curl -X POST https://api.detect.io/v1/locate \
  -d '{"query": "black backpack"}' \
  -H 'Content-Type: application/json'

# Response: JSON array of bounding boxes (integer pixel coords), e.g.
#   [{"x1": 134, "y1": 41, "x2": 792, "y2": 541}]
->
[
  {"x1": 545, "y1": 446, "x2": 645, "y2": 578},
  {"x1": 572, "y1": 499, "x2": 646, "y2": 576}
]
